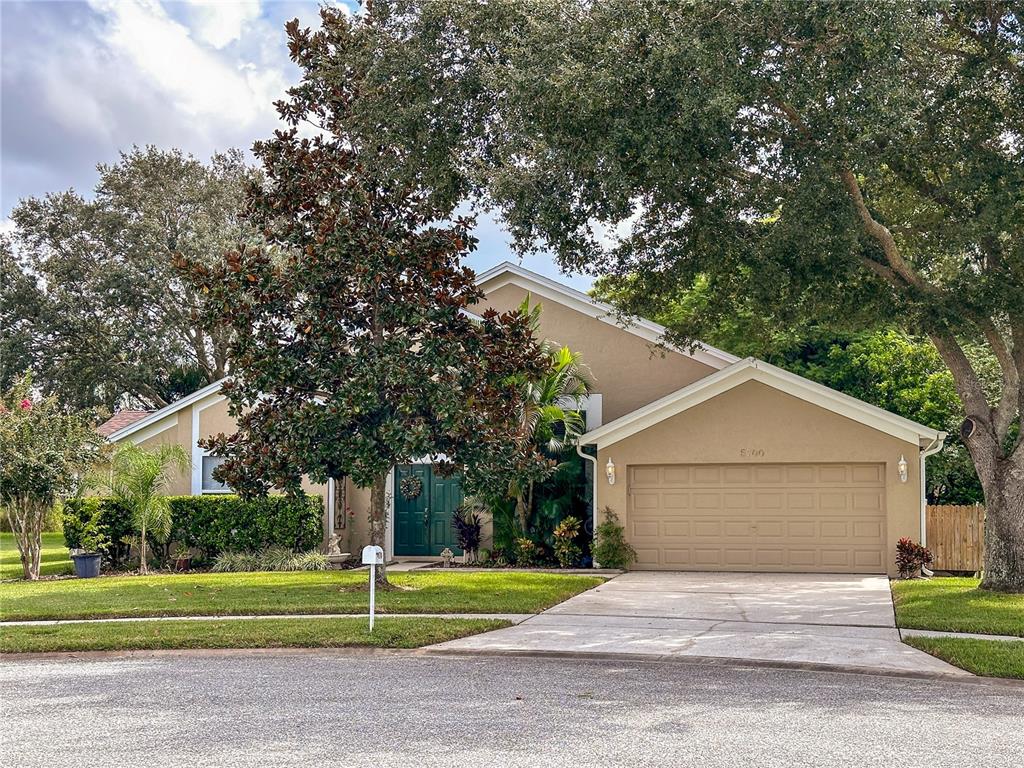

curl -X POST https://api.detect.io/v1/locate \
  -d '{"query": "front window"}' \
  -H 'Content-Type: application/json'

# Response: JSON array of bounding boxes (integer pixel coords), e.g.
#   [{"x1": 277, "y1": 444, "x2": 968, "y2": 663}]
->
[{"x1": 201, "y1": 454, "x2": 230, "y2": 493}]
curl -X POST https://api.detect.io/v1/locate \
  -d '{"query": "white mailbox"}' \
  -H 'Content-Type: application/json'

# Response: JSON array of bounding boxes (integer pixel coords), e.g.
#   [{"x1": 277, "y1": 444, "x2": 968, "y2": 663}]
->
[
  {"x1": 361, "y1": 545, "x2": 384, "y2": 632},
  {"x1": 361, "y1": 545, "x2": 384, "y2": 565}
]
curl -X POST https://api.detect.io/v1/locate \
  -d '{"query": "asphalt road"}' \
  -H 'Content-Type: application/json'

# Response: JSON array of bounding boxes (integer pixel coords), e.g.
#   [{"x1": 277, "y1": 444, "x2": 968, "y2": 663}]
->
[{"x1": 2, "y1": 651, "x2": 1021, "y2": 767}]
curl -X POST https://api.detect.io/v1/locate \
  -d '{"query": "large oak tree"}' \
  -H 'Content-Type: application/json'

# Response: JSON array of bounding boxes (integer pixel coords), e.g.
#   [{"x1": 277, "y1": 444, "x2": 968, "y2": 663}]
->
[
  {"x1": 2, "y1": 147, "x2": 255, "y2": 410},
  {"x1": 317, "y1": 1, "x2": 1024, "y2": 590}
]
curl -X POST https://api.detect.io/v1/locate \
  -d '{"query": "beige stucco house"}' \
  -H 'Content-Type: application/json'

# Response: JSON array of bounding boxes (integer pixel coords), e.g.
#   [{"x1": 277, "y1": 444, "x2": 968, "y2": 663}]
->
[{"x1": 103, "y1": 262, "x2": 945, "y2": 577}]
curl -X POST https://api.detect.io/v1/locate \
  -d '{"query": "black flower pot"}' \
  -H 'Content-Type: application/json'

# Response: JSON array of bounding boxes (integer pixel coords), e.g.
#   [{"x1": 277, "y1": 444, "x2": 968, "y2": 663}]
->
[{"x1": 71, "y1": 553, "x2": 102, "y2": 578}]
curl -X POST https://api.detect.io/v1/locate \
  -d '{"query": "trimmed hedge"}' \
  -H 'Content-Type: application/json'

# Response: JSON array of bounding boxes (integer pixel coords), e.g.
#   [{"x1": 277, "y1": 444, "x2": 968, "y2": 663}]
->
[
  {"x1": 170, "y1": 495, "x2": 323, "y2": 556},
  {"x1": 63, "y1": 494, "x2": 323, "y2": 567}
]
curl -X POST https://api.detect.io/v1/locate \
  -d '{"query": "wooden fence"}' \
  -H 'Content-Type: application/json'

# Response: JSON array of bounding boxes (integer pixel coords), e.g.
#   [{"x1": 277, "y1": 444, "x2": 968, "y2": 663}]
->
[{"x1": 926, "y1": 504, "x2": 985, "y2": 572}]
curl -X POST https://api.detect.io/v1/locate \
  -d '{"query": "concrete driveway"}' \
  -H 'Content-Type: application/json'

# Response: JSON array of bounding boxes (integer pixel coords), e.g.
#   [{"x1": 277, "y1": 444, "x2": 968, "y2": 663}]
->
[{"x1": 436, "y1": 572, "x2": 967, "y2": 676}]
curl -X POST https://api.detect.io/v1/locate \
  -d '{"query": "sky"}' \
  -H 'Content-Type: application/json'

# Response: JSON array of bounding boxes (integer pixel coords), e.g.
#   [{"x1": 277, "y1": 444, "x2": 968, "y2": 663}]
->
[{"x1": 0, "y1": 0, "x2": 593, "y2": 289}]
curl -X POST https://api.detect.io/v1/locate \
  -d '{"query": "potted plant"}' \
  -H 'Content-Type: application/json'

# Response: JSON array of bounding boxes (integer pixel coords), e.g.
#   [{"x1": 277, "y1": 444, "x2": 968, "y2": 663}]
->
[
  {"x1": 70, "y1": 527, "x2": 107, "y2": 578},
  {"x1": 172, "y1": 542, "x2": 192, "y2": 572}
]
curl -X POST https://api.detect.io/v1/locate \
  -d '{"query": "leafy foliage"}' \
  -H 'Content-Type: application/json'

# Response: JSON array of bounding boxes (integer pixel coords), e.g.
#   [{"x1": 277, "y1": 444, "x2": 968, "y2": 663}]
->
[
  {"x1": 329, "y1": 1, "x2": 1024, "y2": 589},
  {"x1": 179, "y1": 15, "x2": 545, "y2": 584},
  {"x1": 0, "y1": 374, "x2": 104, "y2": 579},
  {"x1": 553, "y1": 516, "x2": 583, "y2": 569},
  {"x1": 212, "y1": 547, "x2": 329, "y2": 573},
  {"x1": 896, "y1": 537, "x2": 934, "y2": 580},
  {"x1": 107, "y1": 444, "x2": 191, "y2": 574},
  {"x1": 2, "y1": 147, "x2": 256, "y2": 409},
  {"x1": 452, "y1": 504, "x2": 483, "y2": 557},
  {"x1": 592, "y1": 509, "x2": 637, "y2": 570},
  {"x1": 61, "y1": 493, "x2": 323, "y2": 568}
]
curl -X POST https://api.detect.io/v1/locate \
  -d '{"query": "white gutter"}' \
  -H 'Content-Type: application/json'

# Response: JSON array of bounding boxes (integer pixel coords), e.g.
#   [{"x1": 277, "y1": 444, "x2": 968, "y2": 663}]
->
[
  {"x1": 576, "y1": 443, "x2": 599, "y2": 566},
  {"x1": 919, "y1": 433, "x2": 947, "y2": 545}
]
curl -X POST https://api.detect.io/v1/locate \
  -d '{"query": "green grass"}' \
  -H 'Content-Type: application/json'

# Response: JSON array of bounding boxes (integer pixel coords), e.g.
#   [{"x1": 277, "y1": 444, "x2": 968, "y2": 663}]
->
[
  {"x1": 0, "y1": 616, "x2": 508, "y2": 654},
  {"x1": 904, "y1": 636, "x2": 1024, "y2": 680},
  {"x1": 0, "y1": 532, "x2": 71, "y2": 580},
  {"x1": 891, "y1": 577, "x2": 1024, "y2": 637},
  {"x1": 0, "y1": 570, "x2": 603, "y2": 621}
]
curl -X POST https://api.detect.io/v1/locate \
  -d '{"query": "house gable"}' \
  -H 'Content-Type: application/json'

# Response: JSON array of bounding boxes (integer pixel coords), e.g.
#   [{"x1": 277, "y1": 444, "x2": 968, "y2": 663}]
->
[{"x1": 475, "y1": 263, "x2": 736, "y2": 422}]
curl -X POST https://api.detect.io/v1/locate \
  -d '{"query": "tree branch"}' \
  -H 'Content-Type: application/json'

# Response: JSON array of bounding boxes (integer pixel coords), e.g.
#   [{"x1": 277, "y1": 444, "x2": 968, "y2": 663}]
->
[
  {"x1": 839, "y1": 170, "x2": 933, "y2": 293},
  {"x1": 979, "y1": 318, "x2": 1020, "y2": 441}
]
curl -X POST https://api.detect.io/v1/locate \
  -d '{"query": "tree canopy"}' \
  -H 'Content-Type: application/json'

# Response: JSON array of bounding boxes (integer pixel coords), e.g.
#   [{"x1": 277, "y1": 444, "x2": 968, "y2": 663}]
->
[
  {"x1": 317, "y1": 0, "x2": 1024, "y2": 589},
  {"x1": 1, "y1": 146, "x2": 258, "y2": 410}
]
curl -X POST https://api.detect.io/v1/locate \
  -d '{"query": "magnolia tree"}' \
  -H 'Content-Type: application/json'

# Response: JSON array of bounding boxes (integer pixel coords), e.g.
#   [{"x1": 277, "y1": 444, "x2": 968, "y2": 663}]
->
[
  {"x1": 180, "y1": 13, "x2": 545, "y2": 584},
  {"x1": 0, "y1": 375, "x2": 104, "y2": 579}
]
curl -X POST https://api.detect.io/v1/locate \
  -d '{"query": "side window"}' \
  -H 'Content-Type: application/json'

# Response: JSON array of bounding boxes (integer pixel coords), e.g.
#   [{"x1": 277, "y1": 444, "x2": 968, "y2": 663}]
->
[{"x1": 201, "y1": 454, "x2": 230, "y2": 493}]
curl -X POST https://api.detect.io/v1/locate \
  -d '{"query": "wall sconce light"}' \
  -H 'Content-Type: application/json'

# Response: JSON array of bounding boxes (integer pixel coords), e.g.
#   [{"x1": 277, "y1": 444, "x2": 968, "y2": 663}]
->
[
  {"x1": 605, "y1": 457, "x2": 616, "y2": 485},
  {"x1": 897, "y1": 454, "x2": 908, "y2": 483}
]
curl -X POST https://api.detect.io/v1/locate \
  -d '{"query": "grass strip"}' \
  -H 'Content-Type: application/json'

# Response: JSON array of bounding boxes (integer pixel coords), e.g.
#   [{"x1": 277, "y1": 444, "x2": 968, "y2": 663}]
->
[
  {"x1": 891, "y1": 578, "x2": 1024, "y2": 637},
  {"x1": 903, "y1": 635, "x2": 1024, "y2": 680},
  {"x1": 0, "y1": 570, "x2": 603, "y2": 621},
  {"x1": 0, "y1": 616, "x2": 508, "y2": 654}
]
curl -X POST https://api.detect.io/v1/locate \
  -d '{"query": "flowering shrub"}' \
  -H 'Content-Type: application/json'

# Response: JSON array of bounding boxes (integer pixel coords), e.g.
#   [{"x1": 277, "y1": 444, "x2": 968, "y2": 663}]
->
[
  {"x1": 895, "y1": 537, "x2": 933, "y2": 579},
  {"x1": 1, "y1": 374, "x2": 103, "y2": 579}
]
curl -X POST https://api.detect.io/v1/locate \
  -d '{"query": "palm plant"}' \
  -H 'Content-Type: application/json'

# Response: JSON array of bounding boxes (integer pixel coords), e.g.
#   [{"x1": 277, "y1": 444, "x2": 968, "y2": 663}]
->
[
  {"x1": 510, "y1": 299, "x2": 594, "y2": 533},
  {"x1": 108, "y1": 444, "x2": 191, "y2": 574}
]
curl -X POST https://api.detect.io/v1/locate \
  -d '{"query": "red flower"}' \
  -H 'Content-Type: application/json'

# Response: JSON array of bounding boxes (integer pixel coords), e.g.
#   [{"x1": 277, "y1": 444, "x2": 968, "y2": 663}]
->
[{"x1": 19, "y1": 399, "x2": 32, "y2": 410}]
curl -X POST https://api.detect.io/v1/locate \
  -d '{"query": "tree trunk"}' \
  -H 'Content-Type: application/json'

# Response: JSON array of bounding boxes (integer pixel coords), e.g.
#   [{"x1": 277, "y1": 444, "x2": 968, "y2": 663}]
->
[
  {"x1": 369, "y1": 472, "x2": 389, "y2": 585},
  {"x1": 978, "y1": 462, "x2": 1024, "y2": 592},
  {"x1": 8, "y1": 497, "x2": 43, "y2": 580},
  {"x1": 139, "y1": 520, "x2": 149, "y2": 575}
]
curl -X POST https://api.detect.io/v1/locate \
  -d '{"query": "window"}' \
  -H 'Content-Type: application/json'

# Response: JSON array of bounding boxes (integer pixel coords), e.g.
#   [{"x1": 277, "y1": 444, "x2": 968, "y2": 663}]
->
[{"x1": 201, "y1": 454, "x2": 230, "y2": 493}]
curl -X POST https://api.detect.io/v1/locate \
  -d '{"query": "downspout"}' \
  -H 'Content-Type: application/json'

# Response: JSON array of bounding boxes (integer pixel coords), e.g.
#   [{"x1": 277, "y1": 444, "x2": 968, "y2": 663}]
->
[
  {"x1": 919, "y1": 433, "x2": 946, "y2": 546},
  {"x1": 576, "y1": 442, "x2": 599, "y2": 565}
]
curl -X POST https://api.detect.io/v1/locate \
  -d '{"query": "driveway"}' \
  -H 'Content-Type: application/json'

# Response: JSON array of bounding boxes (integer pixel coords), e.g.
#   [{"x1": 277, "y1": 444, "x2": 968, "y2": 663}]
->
[{"x1": 436, "y1": 572, "x2": 967, "y2": 676}]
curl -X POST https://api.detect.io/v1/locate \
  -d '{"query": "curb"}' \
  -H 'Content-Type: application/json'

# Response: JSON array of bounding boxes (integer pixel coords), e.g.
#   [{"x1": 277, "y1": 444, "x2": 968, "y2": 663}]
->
[
  {"x1": 3, "y1": 644, "x2": 1022, "y2": 689},
  {"x1": 419, "y1": 647, "x2": 1024, "y2": 688}
]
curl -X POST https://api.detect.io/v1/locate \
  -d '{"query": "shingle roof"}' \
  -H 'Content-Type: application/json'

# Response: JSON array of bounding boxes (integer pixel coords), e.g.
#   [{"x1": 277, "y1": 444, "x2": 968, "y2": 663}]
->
[{"x1": 96, "y1": 410, "x2": 152, "y2": 437}]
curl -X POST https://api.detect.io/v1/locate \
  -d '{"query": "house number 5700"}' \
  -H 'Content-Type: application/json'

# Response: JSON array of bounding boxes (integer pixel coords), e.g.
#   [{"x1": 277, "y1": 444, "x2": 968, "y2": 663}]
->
[{"x1": 739, "y1": 448, "x2": 765, "y2": 458}]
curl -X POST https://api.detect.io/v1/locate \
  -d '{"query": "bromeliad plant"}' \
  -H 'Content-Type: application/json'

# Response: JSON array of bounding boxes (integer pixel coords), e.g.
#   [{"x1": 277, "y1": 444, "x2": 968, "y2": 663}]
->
[
  {"x1": 452, "y1": 502, "x2": 484, "y2": 563},
  {"x1": 108, "y1": 444, "x2": 191, "y2": 574}
]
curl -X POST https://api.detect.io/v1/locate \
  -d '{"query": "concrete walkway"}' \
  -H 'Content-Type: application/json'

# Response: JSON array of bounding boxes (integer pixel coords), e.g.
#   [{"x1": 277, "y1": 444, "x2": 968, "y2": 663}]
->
[{"x1": 435, "y1": 572, "x2": 971, "y2": 676}]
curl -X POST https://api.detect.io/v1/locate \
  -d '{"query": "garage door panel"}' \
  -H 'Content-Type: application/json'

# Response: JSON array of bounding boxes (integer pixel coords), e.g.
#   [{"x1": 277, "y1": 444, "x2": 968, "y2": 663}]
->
[{"x1": 627, "y1": 463, "x2": 886, "y2": 573}]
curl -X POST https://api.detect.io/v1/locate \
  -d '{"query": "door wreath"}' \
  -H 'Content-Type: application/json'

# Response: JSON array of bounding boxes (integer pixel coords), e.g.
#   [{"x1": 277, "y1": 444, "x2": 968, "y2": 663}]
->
[{"x1": 399, "y1": 474, "x2": 423, "y2": 500}]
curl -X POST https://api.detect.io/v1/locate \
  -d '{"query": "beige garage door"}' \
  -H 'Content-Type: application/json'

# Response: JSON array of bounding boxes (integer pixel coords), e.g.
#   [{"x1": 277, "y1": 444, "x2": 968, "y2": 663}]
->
[{"x1": 627, "y1": 463, "x2": 887, "y2": 573}]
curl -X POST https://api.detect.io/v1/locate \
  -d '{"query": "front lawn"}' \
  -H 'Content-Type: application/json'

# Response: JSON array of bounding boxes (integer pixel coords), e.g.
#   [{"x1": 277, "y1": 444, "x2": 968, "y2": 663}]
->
[
  {"x1": 0, "y1": 532, "x2": 72, "y2": 580},
  {"x1": 891, "y1": 577, "x2": 1024, "y2": 637},
  {"x1": 0, "y1": 616, "x2": 507, "y2": 654},
  {"x1": 0, "y1": 570, "x2": 603, "y2": 621},
  {"x1": 903, "y1": 636, "x2": 1024, "y2": 680}
]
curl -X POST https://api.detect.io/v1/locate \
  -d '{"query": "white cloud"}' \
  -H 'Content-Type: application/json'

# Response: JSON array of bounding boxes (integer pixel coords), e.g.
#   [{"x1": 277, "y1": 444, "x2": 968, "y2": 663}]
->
[
  {"x1": 86, "y1": 0, "x2": 285, "y2": 123},
  {"x1": 182, "y1": 0, "x2": 261, "y2": 49}
]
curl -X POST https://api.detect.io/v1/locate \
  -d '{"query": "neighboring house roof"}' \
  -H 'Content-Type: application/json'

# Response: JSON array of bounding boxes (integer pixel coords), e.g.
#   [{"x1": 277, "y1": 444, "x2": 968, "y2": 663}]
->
[
  {"x1": 475, "y1": 261, "x2": 739, "y2": 370},
  {"x1": 582, "y1": 357, "x2": 948, "y2": 449},
  {"x1": 104, "y1": 378, "x2": 226, "y2": 443},
  {"x1": 96, "y1": 409, "x2": 152, "y2": 437}
]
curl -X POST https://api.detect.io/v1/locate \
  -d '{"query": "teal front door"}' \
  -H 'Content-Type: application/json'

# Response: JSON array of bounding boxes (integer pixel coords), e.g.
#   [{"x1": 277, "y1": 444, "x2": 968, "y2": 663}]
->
[{"x1": 394, "y1": 465, "x2": 463, "y2": 557}]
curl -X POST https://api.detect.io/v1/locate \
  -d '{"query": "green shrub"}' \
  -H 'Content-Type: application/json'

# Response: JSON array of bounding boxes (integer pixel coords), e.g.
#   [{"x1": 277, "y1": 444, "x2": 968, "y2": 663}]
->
[
  {"x1": 170, "y1": 494, "x2": 323, "y2": 556},
  {"x1": 592, "y1": 508, "x2": 636, "y2": 569},
  {"x1": 553, "y1": 516, "x2": 582, "y2": 568},
  {"x1": 62, "y1": 498, "x2": 135, "y2": 567},
  {"x1": 63, "y1": 494, "x2": 323, "y2": 568},
  {"x1": 514, "y1": 537, "x2": 542, "y2": 567},
  {"x1": 212, "y1": 547, "x2": 329, "y2": 572}
]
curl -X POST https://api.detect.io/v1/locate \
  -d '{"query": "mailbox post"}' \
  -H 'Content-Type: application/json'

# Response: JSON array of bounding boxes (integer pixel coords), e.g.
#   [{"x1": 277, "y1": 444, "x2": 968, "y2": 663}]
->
[{"x1": 361, "y1": 545, "x2": 384, "y2": 632}]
